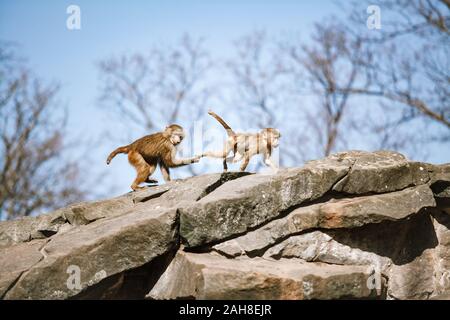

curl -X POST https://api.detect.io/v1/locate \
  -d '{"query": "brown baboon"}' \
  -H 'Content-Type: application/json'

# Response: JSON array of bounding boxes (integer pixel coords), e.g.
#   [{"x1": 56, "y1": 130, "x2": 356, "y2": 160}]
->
[
  {"x1": 202, "y1": 110, "x2": 281, "y2": 172},
  {"x1": 107, "y1": 124, "x2": 200, "y2": 190}
]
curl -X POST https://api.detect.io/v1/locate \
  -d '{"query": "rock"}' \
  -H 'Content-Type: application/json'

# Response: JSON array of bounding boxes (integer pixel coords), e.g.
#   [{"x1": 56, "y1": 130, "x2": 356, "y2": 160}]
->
[
  {"x1": 131, "y1": 185, "x2": 172, "y2": 204},
  {"x1": 213, "y1": 240, "x2": 245, "y2": 258},
  {"x1": 1, "y1": 150, "x2": 449, "y2": 300},
  {"x1": 430, "y1": 293, "x2": 450, "y2": 300},
  {"x1": 263, "y1": 231, "x2": 390, "y2": 269},
  {"x1": 263, "y1": 211, "x2": 439, "y2": 300},
  {"x1": 180, "y1": 157, "x2": 352, "y2": 247},
  {"x1": 429, "y1": 163, "x2": 450, "y2": 206},
  {"x1": 0, "y1": 239, "x2": 48, "y2": 298},
  {"x1": 0, "y1": 193, "x2": 139, "y2": 248},
  {"x1": 0, "y1": 211, "x2": 66, "y2": 249},
  {"x1": 388, "y1": 249, "x2": 435, "y2": 300},
  {"x1": 0, "y1": 172, "x2": 246, "y2": 250},
  {"x1": 3, "y1": 205, "x2": 178, "y2": 299},
  {"x1": 141, "y1": 172, "x2": 250, "y2": 209},
  {"x1": 427, "y1": 163, "x2": 450, "y2": 184},
  {"x1": 214, "y1": 185, "x2": 435, "y2": 255},
  {"x1": 62, "y1": 194, "x2": 136, "y2": 226},
  {"x1": 432, "y1": 210, "x2": 450, "y2": 296},
  {"x1": 331, "y1": 151, "x2": 430, "y2": 194},
  {"x1": 147, "y1": 251, "x2": 380, "y2": 300}
]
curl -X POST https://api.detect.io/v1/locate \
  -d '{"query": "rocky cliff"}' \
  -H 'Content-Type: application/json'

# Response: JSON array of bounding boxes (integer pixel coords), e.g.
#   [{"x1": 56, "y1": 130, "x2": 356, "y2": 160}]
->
[{"x1": 1, "y1": 151, "x2": 449, "y2": 300}]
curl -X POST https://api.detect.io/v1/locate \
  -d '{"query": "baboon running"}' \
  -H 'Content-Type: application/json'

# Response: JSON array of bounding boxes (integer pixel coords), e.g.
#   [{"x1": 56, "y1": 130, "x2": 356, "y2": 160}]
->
[
  {"x1": 202, "y1": 110, "x2": 281, "y2": 172},
  {"x1": 107, "y1": 124, "x2": 200, "y2": 190}
]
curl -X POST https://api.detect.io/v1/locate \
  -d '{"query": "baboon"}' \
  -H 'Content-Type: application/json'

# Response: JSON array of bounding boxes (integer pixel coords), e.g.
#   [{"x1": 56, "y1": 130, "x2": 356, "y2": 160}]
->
[
  {"x1": 202, "y1": 110, "x2": 281, "y2": 172},
  {"x1": 107, "y1": 124, "x2": 200, "y2": 190}
]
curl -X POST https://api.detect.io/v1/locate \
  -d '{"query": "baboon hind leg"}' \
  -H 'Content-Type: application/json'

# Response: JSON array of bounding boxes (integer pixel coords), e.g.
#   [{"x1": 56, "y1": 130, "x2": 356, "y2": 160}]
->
[
  {"x1": 128, "y1": 151, "x2": 151, "y2": 191},
  {"x1": 223, "y1": 158, "x2": 228, "y2": 172},
  {"x1": 145, "y1": 162, "x2": 158, "y2": 184}
]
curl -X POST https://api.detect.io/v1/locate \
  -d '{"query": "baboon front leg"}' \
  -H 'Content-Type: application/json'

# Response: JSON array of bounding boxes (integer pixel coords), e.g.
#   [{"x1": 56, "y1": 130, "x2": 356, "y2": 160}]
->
[
  {"x1": 202, "y1": 149, "x2": 230, "y2": 159},
  {"x1": 128, "y1": 151, "x2": 150, "y2": 191},
  {"x1": 264, "y1": 154, "x2": 278, "y2": 170},
  {"x1": 203, "y1": 143, "x2": 234, "y2": 172},
  {"x1": 239, "y1": 154, "x2": 250, "y2": 171},
  {"x1": 203, "y1": 149, "x2": 229, "y2": 172},
  {"x1": 160, "y1": 163, "x2": 171, "y2": 182}
]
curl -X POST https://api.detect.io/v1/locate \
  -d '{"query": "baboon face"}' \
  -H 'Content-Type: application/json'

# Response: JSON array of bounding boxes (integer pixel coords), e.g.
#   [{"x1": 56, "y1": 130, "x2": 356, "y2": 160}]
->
[
  {"x1": 170, "y1": 130, "x2": 185, "y2": 145},
  {"x1": 166, "y1": 124, "x2": 185, "y2": 145},
  {"x1": 263, "y1": 128, "x2": 281, "y2": 147}
]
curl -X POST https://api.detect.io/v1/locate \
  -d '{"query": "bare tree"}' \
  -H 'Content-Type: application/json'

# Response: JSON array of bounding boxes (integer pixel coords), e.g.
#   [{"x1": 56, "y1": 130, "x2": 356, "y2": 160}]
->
[
  {"x1": 341, "y1": 0, "x2": 450, "y2": 135},
  {"x1": 0, "y1": 45, "x2": 86, "y2": 220},
  {"x1": 285, "y1": 22, "x2": 368, "y2": 157},
  {"x1": 97, "y1": 34, "x2": 212, "y2": 175},
  {"x1": 227, "y1": 31, "x2": 284, "y2": 127}
]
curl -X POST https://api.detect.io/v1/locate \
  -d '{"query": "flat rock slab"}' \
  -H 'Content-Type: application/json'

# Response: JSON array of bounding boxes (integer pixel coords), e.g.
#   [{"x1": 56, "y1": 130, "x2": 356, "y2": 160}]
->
[
  {"x1": 331, "y1": 151, "x2": 430, "y2": 194},
  {"x1": 0, "y1": 211, "x2": 66, "y2": 249},
  {"x1": 0, "y1": 172, "x2": 247, "y2": 251},
  {"x1": 214, "y1": 185, "x2": 435, "y2": 256},
  {"x1": 180, "y1": 156, "x2": 352, "y2": 247},
  {"x1": 263, "y1": 231, "x2": 390, "y2": 268},
  {"x1": 140, "y1": 172, "x2": 250, "y2": 209},
  {"x1": 0, "y1": 239, "x2": 48, "y2": 298},
  {"x1": 147, "y1": 251, "x2": 379, "y2": 300},
  {"x1": 180, "y1": 151, "x2": 435, "y2": 248},
  {"x1": 3, "y1": 206, "x2": 178, "y2": 300},
  {"x1": 0, "y1": 193, "x2": 137, "y2": 248}
]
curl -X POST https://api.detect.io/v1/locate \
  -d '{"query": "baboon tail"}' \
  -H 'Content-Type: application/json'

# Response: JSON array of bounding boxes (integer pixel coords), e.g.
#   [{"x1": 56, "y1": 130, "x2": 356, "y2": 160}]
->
[
  {"x1": 106, "y1": 146, "x2": 129, "y2": 165},
  {"x1": 208, "y1": 110, "x2": 235, "y2": 137}
]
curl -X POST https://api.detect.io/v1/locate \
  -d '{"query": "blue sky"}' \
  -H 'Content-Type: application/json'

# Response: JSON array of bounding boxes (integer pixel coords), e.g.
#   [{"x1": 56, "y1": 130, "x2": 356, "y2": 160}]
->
[{"x1": 1, "y1": 0, "x2": 448, "y2": 199}]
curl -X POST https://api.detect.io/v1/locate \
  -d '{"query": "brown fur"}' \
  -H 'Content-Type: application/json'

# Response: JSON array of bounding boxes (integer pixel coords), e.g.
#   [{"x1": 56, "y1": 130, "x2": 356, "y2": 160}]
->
[
  {"x1": 107, "y1": 124, "x2": 200, "y2": 190},
  {"x1": 203, "y1": 111, "x2": 281, "y2": 172}
]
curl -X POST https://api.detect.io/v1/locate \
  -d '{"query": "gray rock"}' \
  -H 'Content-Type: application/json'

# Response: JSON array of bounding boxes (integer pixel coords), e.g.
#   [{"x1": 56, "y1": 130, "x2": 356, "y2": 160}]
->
[
  {"x1": 147, "y1": 251, "x2": 380, "y2": 300},
  {"x1": 142, "y1": 172, "x2": 250, "y2": 209},
  {"x1": 0, "y1": 172, "x2": 246, "y2": 250},
  {"x1": 180, "y1": 157, "x2": 352, "y2": 247},
  {"x1": 215, "y1": 185, "x2": 435, "y2": 255},
  {"x1": 0, "y1": 239, "x2": 48, "y2": 298},
  {"x1": 3, "y1": 205, "x2": 178, "y2": 299},
  {"x1": 388, "y1": 249, "x2": 435, "y2": 300},
  {"x1": 331, "y1": 150, "x2": 430, "y2": 194},
  {"x1": 1, "y1": 150, "x2": 449, "y2": 300},
  {"x1": 62, "y1": 194, "x2": 136, "y2": 226},
  {"x1": 263, "y1": 210, "x2": 440, "y2": 300},
  {"x1": 432, "y1": 210, "x2": 450, "y2": 296},
  {"x1": 213, "y1": 239, "x2": 245, "y2": 258},
  {"x1": 263, "y1": 231, "x2": 391, "y2": 270},
  {"x1": 0, "y1": 211, "x2": 66, "y2": 249},
  {"x1": 429, "y1": 163, "x2": 450, "y2": 199}
]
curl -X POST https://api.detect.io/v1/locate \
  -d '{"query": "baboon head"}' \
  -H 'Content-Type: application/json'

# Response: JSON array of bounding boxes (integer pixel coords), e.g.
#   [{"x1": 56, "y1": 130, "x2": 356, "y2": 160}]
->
[
  {"x1": 165, "y1": 124, "x2": 185, "y2": 145},
  {"x1": 261, "y1": 128, "x2": 281, "y2": 148}
]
